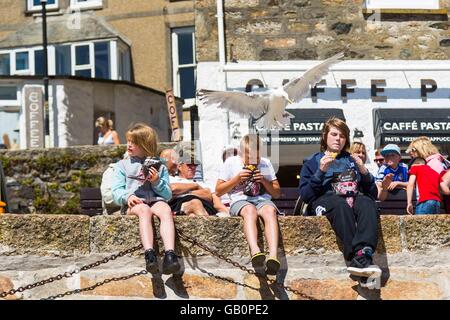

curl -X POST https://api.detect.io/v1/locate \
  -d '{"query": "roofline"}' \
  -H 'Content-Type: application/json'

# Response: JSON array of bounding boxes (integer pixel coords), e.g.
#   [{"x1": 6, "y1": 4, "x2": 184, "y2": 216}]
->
[{"x1": 0, "y1": 75, "x2": 185, "y2": 103}]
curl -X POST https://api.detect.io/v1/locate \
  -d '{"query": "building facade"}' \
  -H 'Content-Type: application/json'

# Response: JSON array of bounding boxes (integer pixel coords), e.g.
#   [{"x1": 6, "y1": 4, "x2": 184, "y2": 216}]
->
[
  {"x1": 0, "y1": 0, "x2": 194, "y2": 148},
  {"x1": 195, "y1": 0, "x2": 450, "y2": 188}
]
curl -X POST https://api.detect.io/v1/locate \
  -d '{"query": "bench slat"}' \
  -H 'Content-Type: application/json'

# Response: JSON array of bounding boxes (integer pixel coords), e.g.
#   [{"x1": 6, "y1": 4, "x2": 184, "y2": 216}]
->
[
  {"x1": 81, "y1": 200, "x2": 103, "y2": 209},
  {"x1": 80, "y1": 188, "x2": 102, "y2": 200}
]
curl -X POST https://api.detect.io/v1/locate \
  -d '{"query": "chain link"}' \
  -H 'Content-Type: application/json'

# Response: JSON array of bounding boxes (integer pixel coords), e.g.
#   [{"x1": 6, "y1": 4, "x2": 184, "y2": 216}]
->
[
  {"x1": 177, "y1": 229, "x2": 316, "y2": 300},
  {"x1": 0, "y1": 244, "x2": 142, "y2": 299}
]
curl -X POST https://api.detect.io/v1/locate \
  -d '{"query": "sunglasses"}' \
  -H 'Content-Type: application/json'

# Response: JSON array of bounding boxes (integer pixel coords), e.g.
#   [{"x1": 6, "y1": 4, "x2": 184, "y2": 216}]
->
[{"x1": 374, "y1": 158, "x2": 384, "y2": 162}]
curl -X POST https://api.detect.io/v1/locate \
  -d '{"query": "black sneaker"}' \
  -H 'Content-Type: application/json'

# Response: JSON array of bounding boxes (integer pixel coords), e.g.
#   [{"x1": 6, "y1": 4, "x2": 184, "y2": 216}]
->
[
  {"x1": 346, "y1": 247, "x2": 381, "y2": 278},
  {"x1": 144, "y1": 249, "x2": 159, "y2": 274},
  {"x1": 163, "y1": 250, "x2": 181, "y2": 274}
]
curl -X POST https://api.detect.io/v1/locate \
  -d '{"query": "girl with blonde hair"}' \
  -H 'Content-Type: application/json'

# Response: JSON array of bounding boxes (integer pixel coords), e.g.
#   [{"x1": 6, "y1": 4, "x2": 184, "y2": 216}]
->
[
  {"x1": 95, "y1": 117, "x2": 120, "y2": 145},
  {"x1": 111, "y1": 123, "x2": 180, "y2": 274},
  {"x1": 406, "y1": 136, "x2": 447, "y2": 174}
]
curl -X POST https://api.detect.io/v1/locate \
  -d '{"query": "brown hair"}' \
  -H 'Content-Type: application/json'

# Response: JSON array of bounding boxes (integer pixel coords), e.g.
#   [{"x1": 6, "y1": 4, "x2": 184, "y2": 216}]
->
[
  {"x1": 407, "y1": 136, "x2": 439, "y2": 159},
  {"x1": 374, "y1": 149, "x2": 382, "y2": 157},
  {"x1": 125, "y1": 123, "x2": 159, "y2": 157},
  {"x1": 95, "y1": 117, "x2": 113, "y2": 130},
  {"x1": 320, "y1": 117, "x2": 350, "y2": 152}
]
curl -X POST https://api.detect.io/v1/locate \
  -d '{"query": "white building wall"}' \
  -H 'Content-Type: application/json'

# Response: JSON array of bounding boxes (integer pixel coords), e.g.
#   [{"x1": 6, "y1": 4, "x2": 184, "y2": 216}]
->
[{"x1": 197, "y1": 60, "x2": 450, "y2": 187}]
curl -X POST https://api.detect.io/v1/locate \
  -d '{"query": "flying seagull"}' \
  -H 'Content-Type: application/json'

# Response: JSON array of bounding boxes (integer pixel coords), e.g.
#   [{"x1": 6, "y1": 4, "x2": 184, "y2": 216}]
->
[{"x1": 197, "y1": 52, "x2": 344, "y2": 130}]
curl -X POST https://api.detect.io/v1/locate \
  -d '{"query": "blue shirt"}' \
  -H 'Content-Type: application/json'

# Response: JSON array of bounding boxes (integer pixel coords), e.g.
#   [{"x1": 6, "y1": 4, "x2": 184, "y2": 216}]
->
[{"x1": 376, "y1": 163, "x2": 409, "y2": 182}]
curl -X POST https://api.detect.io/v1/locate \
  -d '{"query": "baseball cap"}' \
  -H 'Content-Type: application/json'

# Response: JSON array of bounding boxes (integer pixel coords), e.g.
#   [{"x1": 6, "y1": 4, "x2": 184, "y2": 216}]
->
[{"x1": 381, "y1": 144, "x2": 401, "y2": 156}]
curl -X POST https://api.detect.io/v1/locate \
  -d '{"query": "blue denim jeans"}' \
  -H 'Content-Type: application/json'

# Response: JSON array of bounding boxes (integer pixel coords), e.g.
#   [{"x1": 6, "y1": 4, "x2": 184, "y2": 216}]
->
[{"x1": 415, "y1": 200, "x2": 441, "y2": 215}]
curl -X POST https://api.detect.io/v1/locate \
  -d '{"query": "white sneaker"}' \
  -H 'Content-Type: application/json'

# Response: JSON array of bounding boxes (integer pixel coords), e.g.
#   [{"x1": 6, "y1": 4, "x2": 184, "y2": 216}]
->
[
  {"x1": 216, "y1": 211, "x2": 231, "y2": 218},
  {"x1": 347, "y1": 264, "x2": 382, "y2": 278}
]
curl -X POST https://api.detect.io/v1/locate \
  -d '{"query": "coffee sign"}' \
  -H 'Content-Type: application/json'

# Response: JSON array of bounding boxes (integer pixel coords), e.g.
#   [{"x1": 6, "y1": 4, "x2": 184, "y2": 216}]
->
[
  {"x1": 24, "y1": 86, "x2": 44, "y2": 149},
  {"x1": 165, "y1": 89, "x2": 181, "y2": 142}
]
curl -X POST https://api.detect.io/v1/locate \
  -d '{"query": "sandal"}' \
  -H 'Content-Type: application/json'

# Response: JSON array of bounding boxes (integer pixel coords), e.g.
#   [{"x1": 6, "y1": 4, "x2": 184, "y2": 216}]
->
[
  {"x1": 251, "y1": 252, "x2": 266, "y2": 268},
  {"x1": 265, "y1": 257, "x2": 281, "y2": 275}
]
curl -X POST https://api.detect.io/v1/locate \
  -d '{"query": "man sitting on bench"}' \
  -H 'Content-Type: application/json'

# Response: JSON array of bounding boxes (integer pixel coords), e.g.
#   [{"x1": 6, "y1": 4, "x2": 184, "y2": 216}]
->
[{"x1": 162, "y1": 148, "x2": 228, "y2": 217}]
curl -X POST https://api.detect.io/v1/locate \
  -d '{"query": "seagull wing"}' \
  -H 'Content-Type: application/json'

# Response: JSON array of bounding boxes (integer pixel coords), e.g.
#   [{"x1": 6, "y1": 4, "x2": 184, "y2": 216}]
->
[
  {"x1": 197, "y1": 89, "x2": 271, "y2": 119},
  {"x1": 283, "y1": 52, "x2": 344, "y2": 102}
]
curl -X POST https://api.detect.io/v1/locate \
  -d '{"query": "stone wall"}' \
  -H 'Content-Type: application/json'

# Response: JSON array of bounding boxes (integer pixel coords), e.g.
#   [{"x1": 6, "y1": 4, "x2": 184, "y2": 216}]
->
[
  {"x1": 0, "y1": 144, "x2": 173, "y2": 214},
  {"x1": 0, "y1": 214, "x2": 449, "y2": 300},
  {"x1": 196, "y1": 0, "x2": 450, "y2": 61}
]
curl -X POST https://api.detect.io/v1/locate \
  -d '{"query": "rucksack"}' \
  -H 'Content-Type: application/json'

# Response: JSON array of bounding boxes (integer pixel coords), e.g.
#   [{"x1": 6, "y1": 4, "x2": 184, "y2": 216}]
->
[{"x1": 100, "y1": 163, "x2": 121, "y2": 214}]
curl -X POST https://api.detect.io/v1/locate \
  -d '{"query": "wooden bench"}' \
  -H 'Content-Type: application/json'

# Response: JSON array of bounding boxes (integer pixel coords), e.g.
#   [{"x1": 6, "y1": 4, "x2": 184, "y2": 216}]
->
[
  {"x1": 80, "y1": 187, "x2": 447, "y2": 216},
  {"x1": 80, "y1": 188, "x2": 103, "y2": 216}
]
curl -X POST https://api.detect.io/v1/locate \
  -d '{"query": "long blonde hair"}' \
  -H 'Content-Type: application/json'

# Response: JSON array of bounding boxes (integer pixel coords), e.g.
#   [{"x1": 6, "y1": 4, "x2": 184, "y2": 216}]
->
[
  {"x1": 349, "y1": 141, "x2": 367, "y2": 162},
  {"x1": 95, "y1": 117, "x2": 113, "y2": 131},
  {"x1": 126, "y1": 123, "x2": 159, "y2": 157},
  {"x1": 407, "y1": 136, "x2": 439, "y2": 158}
]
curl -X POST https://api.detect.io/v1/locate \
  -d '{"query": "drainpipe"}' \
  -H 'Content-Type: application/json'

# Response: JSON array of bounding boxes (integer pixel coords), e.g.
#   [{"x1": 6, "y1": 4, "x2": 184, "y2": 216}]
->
[
  {"x1": 216, "y1": 0, "x2": 230, "y2": 142},
  {"x1": 216, "y1": 0, "x2": 226, "y2": 71}
]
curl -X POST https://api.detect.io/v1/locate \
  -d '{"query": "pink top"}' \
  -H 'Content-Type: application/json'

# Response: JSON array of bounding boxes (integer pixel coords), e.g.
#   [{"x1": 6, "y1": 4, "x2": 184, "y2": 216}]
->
[{"x1": 426, "y1": 153, "x2": 446, "y2": 174}]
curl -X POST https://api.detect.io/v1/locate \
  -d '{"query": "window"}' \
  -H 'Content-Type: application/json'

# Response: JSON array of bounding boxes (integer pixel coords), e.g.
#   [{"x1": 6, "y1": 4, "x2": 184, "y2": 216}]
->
[
  {"x1": 55, "y1": 45, "x2": 71, "y2": 76},
  {"x1": 70, "y1": 0, "x2": 103, "y2": 10},
  {"x1": 364, "y1": 0, "x2": 439, "y2": 10},
  {"x1": 15, "y1": 51, "x2": 29, "y2": 73},
  {"x1": 34, "y1": 49, "x2": 44, "y2": 76},
  {"x1": 0, "y1": 87, "x2": 17, "y2": 100},
  {"x1": 27, "y1": 0, "x2": 58, "y2": 11},
  {"x1": 72, "y1": 43, "x2": 94, "y2": 77},
  {"x1": 0, "y1": 53, "x2": 10, "y2": 75},
  {"x1": 172, "y1": 27, "x2": 196, "y2": 100},
  {"x1": 118, "y1": 46, "x2": 131, "y2": 81},
  {"x1": 0, "y1": 86, "x2": 20, "y2": 107},
  {"x1": 94, "y1": 42, "x2": 110, "y2": 79}
]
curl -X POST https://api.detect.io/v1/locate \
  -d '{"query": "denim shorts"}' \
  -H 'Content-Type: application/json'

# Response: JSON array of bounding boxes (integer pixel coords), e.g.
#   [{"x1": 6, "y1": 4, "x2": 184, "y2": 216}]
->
[
  {"x1": 415, "y1": 200, "x2": 441, "y2": 215},
  {"x1": 230, "y1": 199, "x2": 279, "y2": 216}
]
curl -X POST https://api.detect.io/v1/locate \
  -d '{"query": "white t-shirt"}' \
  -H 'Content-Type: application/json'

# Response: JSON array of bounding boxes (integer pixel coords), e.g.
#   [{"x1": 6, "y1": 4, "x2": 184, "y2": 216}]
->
[
  {"x1": 169, "y1": 175, "x2": 209, "y2": 199},
  {"x1": 218, "y1": 156, "x2": 277, "y2": 204}
]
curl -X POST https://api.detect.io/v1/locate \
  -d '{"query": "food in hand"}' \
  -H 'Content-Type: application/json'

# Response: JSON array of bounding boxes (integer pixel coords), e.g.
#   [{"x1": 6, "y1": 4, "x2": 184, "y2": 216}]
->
[
  {"x1": 329, "y1": 152, "x2": 338, "y2": 159},
  {"x1": 245, "y1": 164, "x2": 258, "y2": 171}
]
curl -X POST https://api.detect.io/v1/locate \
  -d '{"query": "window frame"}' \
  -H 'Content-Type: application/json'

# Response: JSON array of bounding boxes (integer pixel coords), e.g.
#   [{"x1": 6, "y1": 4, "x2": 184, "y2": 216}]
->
[
  {"x1": 171, "y1": 26, "x2": 196, "y2": 103},
  {"x1": 0, "y1": 50, "x2": 11, "y2": 76},
  {"x1": 27, "y1": 0, "x2": 59, "y2": 12},
  {"x1": 12, "y1": 50, "x2": 32, "y2": 75},
  {"x1": 71, "y1": 42, "x2": 95, "y2": 78},
  {"x1": 69, "y1": 0, "x2": 103, "y2": 10}
]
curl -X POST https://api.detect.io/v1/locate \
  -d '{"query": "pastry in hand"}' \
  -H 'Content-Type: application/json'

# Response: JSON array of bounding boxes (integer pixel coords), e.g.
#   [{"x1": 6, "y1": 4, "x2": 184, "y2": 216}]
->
[{"x1": 329, "y1": 152, "x2": 338, "y2": 159}]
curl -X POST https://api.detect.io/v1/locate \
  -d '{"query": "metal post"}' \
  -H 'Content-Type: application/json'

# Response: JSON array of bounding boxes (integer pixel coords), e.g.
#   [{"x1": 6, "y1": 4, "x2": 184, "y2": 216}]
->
[{"x1": 41, "y1": 0, "x2": 50, "y2": 148}]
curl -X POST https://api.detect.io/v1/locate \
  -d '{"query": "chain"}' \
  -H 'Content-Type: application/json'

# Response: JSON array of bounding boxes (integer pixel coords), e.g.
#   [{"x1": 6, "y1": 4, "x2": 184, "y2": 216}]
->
[
  {"x1": 177, "y1": 229, "x2": 316, "y2": 300},
  {"x1": 42, "y1": 270, "x2": 148, "y2": 300},
  {"x1": 0, "y1": 244, "x2": 142, "y2": 299},
  {"x1": 1, "y1": 230, "x2": 316, "y2": 300}
]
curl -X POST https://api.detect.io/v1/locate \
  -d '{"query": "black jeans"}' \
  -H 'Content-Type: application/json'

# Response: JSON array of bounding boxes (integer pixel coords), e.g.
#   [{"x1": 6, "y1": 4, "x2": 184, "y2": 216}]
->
[{"x1": 311, "y1": 193, "x2": 379, "y2": 260}]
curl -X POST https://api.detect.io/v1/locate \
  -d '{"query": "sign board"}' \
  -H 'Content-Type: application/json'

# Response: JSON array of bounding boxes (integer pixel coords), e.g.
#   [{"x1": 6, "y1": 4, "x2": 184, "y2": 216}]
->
[
  {"x1": 165, "y1": 89, "x2": 181, "y2": 142},
  {"x1": 255, "y1": 108, "x2": 345, "y2": 145},
  {"x1": 373, "y1": 108, "x2": 450, "y2": 146},
  {"x1": 24, "y1": 86, "x2": 44, "y2": 149},
  {"x1": 364, "y1": 0, "x2": 439, "y2": 10}
]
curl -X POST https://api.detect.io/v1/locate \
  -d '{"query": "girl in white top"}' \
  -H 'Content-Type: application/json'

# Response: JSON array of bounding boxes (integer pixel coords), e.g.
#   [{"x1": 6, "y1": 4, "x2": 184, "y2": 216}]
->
[{"x1": 95, "y1": 117, "x2": 120, "y2": 145}]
